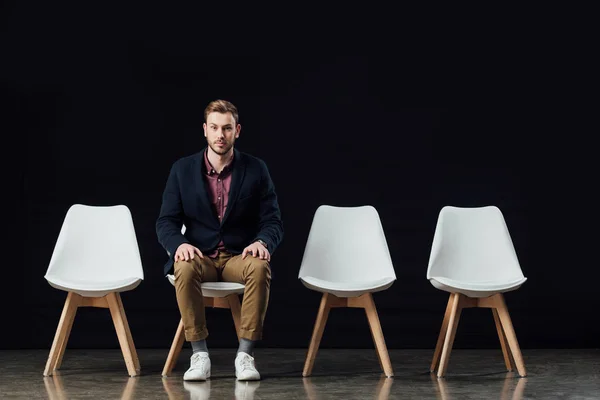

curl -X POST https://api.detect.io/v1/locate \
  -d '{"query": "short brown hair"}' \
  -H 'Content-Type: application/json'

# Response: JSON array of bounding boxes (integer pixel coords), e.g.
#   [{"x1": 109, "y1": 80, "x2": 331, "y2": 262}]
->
[{"x1": 204, "y1": 100, "x2": 239, "y2": 124}]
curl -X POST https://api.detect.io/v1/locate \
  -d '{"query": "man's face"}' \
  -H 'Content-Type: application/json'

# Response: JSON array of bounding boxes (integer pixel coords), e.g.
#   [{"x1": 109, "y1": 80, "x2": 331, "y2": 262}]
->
[{"x1": 203, "y1": 112, "x2": 240, "y2": 155}]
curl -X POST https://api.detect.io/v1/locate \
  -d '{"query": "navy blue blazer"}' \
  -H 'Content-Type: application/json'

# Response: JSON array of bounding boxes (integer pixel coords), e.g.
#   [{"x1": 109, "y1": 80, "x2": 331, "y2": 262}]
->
[{"x1": 156, "y1": 148, "x2": 284, "y2": 275}]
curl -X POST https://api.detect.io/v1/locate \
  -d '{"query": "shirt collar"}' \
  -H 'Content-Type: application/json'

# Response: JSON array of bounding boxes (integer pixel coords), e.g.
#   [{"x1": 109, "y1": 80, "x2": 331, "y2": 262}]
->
[{"x1": 204, "y1": 148, "x2": 234, "y2": 176}]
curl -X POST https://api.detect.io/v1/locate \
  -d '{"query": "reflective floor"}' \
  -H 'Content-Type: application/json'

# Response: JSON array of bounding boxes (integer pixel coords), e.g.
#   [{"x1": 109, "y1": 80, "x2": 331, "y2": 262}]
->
[{"x1": 0, "y1": 348, "x2": 598, "y2": 399}]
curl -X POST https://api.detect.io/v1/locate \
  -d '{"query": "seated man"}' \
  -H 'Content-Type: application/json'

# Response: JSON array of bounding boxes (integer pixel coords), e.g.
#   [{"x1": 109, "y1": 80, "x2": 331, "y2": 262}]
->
[{"x1": 156, "y1": 99, "x2": 284, "y2": 381}]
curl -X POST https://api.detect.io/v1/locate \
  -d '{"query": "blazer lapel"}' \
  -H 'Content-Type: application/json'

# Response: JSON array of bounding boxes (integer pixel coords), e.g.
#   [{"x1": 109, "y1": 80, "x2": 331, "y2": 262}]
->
[
  {"x1": 221, "y1": 148, "x2": 245, "y2": 225},
  {"x1": 194, "y1": 150, "x2": 219, "y2": 227}
]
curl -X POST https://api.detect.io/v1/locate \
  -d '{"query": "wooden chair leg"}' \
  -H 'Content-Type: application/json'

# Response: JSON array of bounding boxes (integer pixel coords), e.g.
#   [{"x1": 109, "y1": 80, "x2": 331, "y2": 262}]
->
[
  {"x1": 368, "y1": 323, "x2": 385, "y2": 373},
  {"x1": 227, "y1": 294, "x2": 242, "y2": 341},
  {"x1": 303, "y1": 293, "x2": 332, "y2": 377},
  {"x1": 431, "y1": 293, "x2": 454, "y2": 372},
  {"x1": 494, "y1": 294, "x2": 526, "y2": 377},
  {"x1": 106, "y1": 292, "x2": 141, "y2": 377},
  {"x1": 44, "y1": 292, "x2": 81, "y2": 376},
  {"x1": 437, "y1": 293, "x2": 462, "y2": 378},
  {"x1": 362, "y1": 293, "x2": 394, "y2": 377},
  {"x1": 162, "y1": 319, "x2": 186, "y2": 377},
  {"x1": 493, "y1": 308, "x2": 514, "y2": 371}
]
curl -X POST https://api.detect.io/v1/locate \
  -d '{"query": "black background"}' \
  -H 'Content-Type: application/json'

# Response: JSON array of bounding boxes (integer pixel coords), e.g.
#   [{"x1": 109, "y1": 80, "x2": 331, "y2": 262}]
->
[{"x1": 3, "y1": 2, "x2": 598, "y2": 351}]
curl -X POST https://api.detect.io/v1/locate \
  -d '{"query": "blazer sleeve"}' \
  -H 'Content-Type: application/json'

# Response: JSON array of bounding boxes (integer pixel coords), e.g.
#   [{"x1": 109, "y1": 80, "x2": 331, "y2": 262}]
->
[
  {"x1": 156, "y1": 162, "x2": 189, "y2": 259},
  {"x1": 254, "y1": 159, "x2": 284, "y2": 254}
]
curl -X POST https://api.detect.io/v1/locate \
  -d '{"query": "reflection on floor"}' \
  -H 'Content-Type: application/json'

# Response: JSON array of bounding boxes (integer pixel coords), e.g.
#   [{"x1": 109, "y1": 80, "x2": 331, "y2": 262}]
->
[{"x1": 2, "y1": 348, "x2": 599, "y2": 399}]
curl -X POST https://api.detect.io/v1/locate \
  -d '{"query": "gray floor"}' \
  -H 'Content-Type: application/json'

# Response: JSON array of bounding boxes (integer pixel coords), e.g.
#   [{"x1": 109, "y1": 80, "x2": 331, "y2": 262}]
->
[{"x1": 0, "y1": 348, "x2": 598, "y2": 399}]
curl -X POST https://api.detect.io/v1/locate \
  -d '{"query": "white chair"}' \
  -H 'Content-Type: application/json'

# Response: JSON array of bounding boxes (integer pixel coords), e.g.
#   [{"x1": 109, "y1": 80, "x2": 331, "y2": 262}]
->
[
  {"x1": 427, "y1": 205, "x2": 528, "y2": 378},
  {"x1": 161, "y1": 225, "x2": 245, "y2": 377},
  {"x1": 43, "y1": 204, "x2": 144, "y2": 377},
  {"x1": 298, "y1": 205, "x2": 397, "y2": 377}
]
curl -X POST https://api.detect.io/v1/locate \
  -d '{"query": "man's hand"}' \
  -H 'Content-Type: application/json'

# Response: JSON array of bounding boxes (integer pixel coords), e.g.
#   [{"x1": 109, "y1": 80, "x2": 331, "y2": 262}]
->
[
  {"x1": 175, "y1": 243, "x2": 204, "y2": 262},
  {"x1": 242, "y1": 241, "x2": 270, "y2": 261}
]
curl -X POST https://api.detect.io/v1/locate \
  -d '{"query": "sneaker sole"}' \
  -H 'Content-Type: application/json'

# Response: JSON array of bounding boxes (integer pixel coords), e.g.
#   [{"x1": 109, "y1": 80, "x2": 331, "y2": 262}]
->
[{"x1": 183, "y1": 373, "x2": 211, "y2": 381}]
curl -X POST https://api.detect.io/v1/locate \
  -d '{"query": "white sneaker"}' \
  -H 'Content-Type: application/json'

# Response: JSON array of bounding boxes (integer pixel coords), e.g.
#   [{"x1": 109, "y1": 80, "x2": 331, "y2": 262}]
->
[
  {"x1": 184, "y1": 352, "x2": 211, "y2": 381},
  {"x1": 235, "y1": 380, "x2": 260, "y2": 399},
  {"x1": 235, "y1": 352, "x2": 261, "y2": 381}
]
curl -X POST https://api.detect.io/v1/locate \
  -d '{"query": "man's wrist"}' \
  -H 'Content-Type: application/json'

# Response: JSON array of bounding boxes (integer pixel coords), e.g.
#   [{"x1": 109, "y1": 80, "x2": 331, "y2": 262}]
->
[{"x1": 256, "y1": 239, "x2": 268, "y2": 249}]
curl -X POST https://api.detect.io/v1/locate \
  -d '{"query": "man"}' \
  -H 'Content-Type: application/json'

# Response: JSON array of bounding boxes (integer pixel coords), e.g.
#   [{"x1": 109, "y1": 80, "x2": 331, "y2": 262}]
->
[{"x1": 156, "y1": 99, "x2": 283, "y2": 381}]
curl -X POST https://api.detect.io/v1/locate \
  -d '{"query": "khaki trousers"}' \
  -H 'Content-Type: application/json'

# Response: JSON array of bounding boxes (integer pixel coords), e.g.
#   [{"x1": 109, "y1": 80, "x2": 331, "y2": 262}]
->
[{"x1": 173, "y1": 250, "x2": 271, "y2": 341}]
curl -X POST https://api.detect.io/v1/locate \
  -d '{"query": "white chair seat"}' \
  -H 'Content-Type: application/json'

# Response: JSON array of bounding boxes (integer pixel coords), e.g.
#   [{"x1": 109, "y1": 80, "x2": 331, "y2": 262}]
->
[
  {"x1": 45, "y1": 274, "x2": 142, "y2": 297},
  {"x1": 166, "y1": 274, "x2": 245, "y2": 298},
  {"x1": 429, "y1": 276, "x2": 527, "y2": 298},
  {"x1": 300, "y1": 275, "x2": 396, "y2": 298}
]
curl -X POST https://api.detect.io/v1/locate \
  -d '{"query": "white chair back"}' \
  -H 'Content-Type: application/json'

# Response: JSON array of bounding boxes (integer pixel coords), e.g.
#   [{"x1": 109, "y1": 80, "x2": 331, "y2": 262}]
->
[
  {"x1": 45, "y1": 204, "x2": 144, "y2": 283},
  {"x1": 427, "y1": 206, "x2": 525, "y2": 283},
  {"x1": 298, "y1": 205, "x2": 396, "y2": 283}
]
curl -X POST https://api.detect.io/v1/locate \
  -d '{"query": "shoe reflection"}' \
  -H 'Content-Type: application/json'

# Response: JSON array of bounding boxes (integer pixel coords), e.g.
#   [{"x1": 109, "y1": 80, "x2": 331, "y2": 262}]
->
[
  {"x1": 182, "y1": 380, "x2": 212, "y2": 400},
  {"x1": 43, "y1": 373, "x2": 138, "y2": 400},
  {"x1": 432, "y1": 372, "x2": 527, "y2": 400},
  {"x1": 303, "y1": 375, "x2": 393, "y2": 400},
  {"x1": 235, "y1": 380, "x2": 261, "y2": 400}
]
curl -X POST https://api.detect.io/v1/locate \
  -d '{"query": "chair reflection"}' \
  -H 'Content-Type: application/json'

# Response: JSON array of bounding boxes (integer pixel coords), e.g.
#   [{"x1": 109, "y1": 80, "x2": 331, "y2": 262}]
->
[
  {"x1": 303, "y1": 376, "x2": 393, "y2": 400},
  {"x1": 162, "y1": 377, "x2": 193, "y2": 400},
  {"x1": 432, "y1": 372, "x2": 527, "y2": 400},
  {"x1": 44, "y1": 373, "x2": 138, "y2": 400}
]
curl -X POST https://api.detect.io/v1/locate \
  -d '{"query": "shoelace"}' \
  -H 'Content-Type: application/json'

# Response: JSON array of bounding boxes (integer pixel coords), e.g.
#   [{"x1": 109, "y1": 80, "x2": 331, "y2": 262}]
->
[
  {"x1": 191, "y1": 353, "x2": 208, "y2": 370},
  {"x1": 238, "y1": 355, "x2": 255, "y2": 371}
]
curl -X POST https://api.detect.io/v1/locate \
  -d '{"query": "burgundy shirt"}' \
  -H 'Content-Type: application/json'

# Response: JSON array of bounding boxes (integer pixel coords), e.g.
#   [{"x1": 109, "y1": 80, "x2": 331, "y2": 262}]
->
[{"x1": 204, "y1": 150, "x2": 233, "y2": 257}]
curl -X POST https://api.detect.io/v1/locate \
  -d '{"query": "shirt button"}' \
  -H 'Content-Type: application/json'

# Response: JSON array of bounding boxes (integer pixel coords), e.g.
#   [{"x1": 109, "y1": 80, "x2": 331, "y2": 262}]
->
[{"x1": 218, "y1": 197, "x2": 220, "y2": 200}]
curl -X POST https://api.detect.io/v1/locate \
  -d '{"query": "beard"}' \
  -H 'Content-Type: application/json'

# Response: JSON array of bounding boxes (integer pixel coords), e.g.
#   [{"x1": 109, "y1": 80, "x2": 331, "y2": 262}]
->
[{"x1": 208, "y1": 138, "x2": 234, "y2": 155}]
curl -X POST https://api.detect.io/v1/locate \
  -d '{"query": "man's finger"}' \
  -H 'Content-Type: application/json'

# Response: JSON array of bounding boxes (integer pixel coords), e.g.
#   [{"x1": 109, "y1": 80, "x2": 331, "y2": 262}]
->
[
  {"x1": 194, "y1": 247, "x2": 204, "y2": 259},
  {"x1": 242, "y1": 248, "x2": 248, "y2": 259}
]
